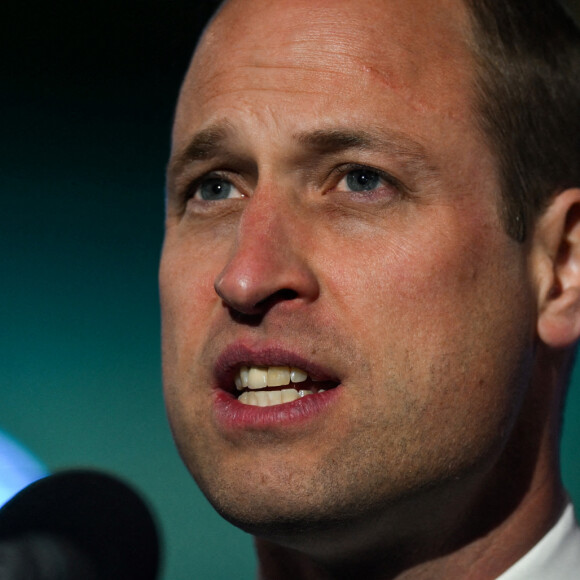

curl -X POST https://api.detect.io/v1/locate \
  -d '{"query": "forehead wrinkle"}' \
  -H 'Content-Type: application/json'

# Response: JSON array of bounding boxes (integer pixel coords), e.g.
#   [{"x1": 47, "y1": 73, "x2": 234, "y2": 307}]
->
[
  {"x1": 194, "y1": 7, "x2": 417, "y2": 100},
  {"x1": 218, "y1": 1, "x2": 467, "y2": 79},
  {"x1": 199, "y1": 0, "x2": 476, "y2": 113},
  {"x1": 244, "y1": 33, "x2": 408, "y2": 93},
  {"x1": 193, "y1": 63, "x2": 354, "y2": 104}
]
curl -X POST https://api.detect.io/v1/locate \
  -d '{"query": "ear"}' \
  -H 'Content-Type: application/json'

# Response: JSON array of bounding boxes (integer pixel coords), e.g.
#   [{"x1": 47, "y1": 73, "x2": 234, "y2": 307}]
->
[{"x1": 534, "y1": 188, "x2": 580, "y2": 348}]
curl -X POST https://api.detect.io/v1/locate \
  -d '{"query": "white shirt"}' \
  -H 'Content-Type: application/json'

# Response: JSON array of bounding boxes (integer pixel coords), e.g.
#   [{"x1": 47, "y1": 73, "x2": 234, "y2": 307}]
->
[{"x1": 497, "y1": 503, "x2": 580, "y2": 579}]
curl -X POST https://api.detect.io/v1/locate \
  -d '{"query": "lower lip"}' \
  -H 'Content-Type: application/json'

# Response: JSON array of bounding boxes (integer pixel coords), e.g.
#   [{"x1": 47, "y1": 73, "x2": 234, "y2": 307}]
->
[{"x1": 212, "y1": 387, "x2": 342, "y2": 433}]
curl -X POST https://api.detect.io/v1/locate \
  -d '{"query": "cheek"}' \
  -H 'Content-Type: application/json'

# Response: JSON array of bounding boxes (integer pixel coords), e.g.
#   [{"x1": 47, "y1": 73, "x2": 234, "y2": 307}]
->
[
  {"x1": 159, "y1": 241, "x2": 222, "y2": 478},
  {"x1": 159, "y1": 236, "x2": 223, "y2": 380},
  {"x1": 319, "y1": 209, "x2": 533, "y2": 399},
  {"x1": 320, "y1": 223, "x2": 479, "y2": 327},
  {"x1": 318, "y1": 224, "x2": 534, "y2": 481}
]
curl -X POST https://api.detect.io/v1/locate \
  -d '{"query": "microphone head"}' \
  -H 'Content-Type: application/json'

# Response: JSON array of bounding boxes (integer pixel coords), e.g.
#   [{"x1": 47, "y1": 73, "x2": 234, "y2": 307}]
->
[{"x1": 0, "y1": 470, "x2": 160, "y2": 579}]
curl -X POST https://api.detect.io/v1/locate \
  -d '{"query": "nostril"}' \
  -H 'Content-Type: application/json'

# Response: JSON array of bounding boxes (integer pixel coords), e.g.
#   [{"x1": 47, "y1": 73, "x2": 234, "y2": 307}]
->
[
  {"x1": 254, "y1": 288, "x2": 299, "y2": 310},
  {"x1": 256, "y1": 288, "x2": 298, "y2": 306},
  {"x1": 223, "y1": 289, "x2": 299, "y2": 325}
]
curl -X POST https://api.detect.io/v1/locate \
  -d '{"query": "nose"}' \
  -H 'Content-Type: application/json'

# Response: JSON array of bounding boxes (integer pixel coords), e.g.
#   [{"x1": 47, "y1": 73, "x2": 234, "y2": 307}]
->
[{"x1": 214, "y1": 190, "x2": 319, "y2": 317}]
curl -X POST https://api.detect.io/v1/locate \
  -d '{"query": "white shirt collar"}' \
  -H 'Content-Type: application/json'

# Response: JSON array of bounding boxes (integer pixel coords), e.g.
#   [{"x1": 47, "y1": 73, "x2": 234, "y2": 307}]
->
[{"x1": 496, "y1": 503, "x2": 580, "y2": 579}]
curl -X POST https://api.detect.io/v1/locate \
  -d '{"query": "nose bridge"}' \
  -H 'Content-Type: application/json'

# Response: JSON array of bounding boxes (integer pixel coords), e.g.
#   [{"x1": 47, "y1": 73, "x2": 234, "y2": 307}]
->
[
  {"x1": 214, "y1": 185, "x2": 318, "y2": 314},
  {"x1": 239, "y1": 187, "x2": 290, "y2": 251}
]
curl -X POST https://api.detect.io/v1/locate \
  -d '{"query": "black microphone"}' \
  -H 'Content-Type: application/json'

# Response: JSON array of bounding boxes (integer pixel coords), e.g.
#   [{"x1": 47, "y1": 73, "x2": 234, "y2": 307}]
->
[{"x1": 0, "y1": 470, "x2": 161, "y2": 579}]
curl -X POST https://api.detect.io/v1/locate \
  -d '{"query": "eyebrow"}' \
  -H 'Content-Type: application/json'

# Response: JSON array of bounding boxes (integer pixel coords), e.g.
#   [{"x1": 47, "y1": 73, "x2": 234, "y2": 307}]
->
[
  {"x1": 296, "y1": 129, "x2": 372, "y2": 152},
  {"x1": 168, "y1": 123, "x2": 437, "y2": 184},
  {"x1": 170, "y1": 122, "x2": 234, "y2": 173},
  {"x1": 295, "y1": 128, "x2": 431, "y2": 161},
  {"x1": 294, "y1": 128, "x2": 438, "y2": 184}
]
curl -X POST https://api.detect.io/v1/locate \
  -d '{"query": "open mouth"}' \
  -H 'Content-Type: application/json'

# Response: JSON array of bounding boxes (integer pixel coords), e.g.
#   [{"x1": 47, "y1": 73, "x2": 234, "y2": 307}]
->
[{"x1": 234, "y1": 365, "x2": 338, "y2": 407}]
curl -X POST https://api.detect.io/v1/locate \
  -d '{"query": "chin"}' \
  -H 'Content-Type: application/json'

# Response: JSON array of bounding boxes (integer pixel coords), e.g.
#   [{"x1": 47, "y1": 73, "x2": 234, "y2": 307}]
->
[{"x1": 212, "y1": 492, "x2": 373, "y2": 551}]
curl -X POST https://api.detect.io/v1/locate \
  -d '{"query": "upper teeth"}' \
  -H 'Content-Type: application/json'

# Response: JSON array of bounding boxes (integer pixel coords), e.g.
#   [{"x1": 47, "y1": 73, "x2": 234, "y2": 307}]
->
[{"x1": 235, "y1": 365, "x2": 308, "y2": 391}]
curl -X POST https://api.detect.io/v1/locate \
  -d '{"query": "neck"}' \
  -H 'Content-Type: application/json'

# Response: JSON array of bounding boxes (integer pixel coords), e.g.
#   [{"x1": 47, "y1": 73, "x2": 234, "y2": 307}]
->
[{"x1": 255, "y1": 468, "x2": 566, "y2": 580}]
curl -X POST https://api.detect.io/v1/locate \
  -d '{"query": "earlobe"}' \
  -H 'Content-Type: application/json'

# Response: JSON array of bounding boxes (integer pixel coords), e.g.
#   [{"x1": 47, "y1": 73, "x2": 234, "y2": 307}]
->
[{"x1": 535, "y1": 188, "x2": 580, "y2": 348}]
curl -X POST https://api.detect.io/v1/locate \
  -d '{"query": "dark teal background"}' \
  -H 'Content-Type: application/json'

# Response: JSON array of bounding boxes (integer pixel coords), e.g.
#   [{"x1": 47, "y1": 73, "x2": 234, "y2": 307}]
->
[{"x1": 2, "y1": 3, "x2": 579, "y2": 579}]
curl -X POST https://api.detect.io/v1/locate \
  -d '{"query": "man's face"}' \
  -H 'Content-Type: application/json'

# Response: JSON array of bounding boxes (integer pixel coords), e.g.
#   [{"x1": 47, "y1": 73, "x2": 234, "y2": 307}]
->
[{"x1": 161, "y1": 0, "x2": 536, "y2": 548}]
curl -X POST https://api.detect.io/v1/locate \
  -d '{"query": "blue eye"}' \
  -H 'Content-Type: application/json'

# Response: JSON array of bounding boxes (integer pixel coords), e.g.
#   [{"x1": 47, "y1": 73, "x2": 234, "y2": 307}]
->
[
  {"x1": 196, "y1": 178, "x2": 239, "y2": 200},
  {"x1": 345, "y1": 169, "x2": 381, "y2": 192}
]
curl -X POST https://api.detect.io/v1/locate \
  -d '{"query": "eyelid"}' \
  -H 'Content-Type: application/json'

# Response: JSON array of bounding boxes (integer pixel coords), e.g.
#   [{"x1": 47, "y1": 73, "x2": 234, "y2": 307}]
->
[
  {"x1": 187, "y1": 170, "x2": 244, "y2": 201},
  {"x1": 331, "y1": 163, "x2": 406, "y2": 193},
  {"x1": 180, "y1": 162, "x2": 407, "y2": 202}
]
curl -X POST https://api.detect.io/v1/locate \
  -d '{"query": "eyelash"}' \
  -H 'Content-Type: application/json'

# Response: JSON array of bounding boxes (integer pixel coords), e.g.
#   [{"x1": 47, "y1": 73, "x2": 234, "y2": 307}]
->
[
  {"x1": 331, "y1": 163, "x2": 404, "y2": 194},
  {"x1": 186, "y1": 171, "x2": 241, "y2": 201},
  {"x1": 185, "y1": 164, "x2": 404, "y2": 202}
]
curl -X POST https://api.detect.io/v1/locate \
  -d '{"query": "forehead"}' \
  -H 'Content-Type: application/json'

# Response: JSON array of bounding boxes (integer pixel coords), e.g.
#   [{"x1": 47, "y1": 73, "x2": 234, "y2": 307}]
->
[{"x1": 173, "y1": 0, "x2": 477, "y2": 155}]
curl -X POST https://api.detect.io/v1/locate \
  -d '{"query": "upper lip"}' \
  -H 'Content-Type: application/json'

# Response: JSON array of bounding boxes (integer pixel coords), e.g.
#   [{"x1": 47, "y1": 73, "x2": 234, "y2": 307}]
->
[{"x1": 213, "y1": 342, "x2": 340, "y2": 393}]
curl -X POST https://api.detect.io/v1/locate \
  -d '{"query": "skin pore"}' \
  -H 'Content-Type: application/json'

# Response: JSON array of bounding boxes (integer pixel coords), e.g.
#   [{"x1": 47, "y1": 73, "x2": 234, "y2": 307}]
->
[{"x1": 160, "y1": 0, "x2": 579, "y2": 577}]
